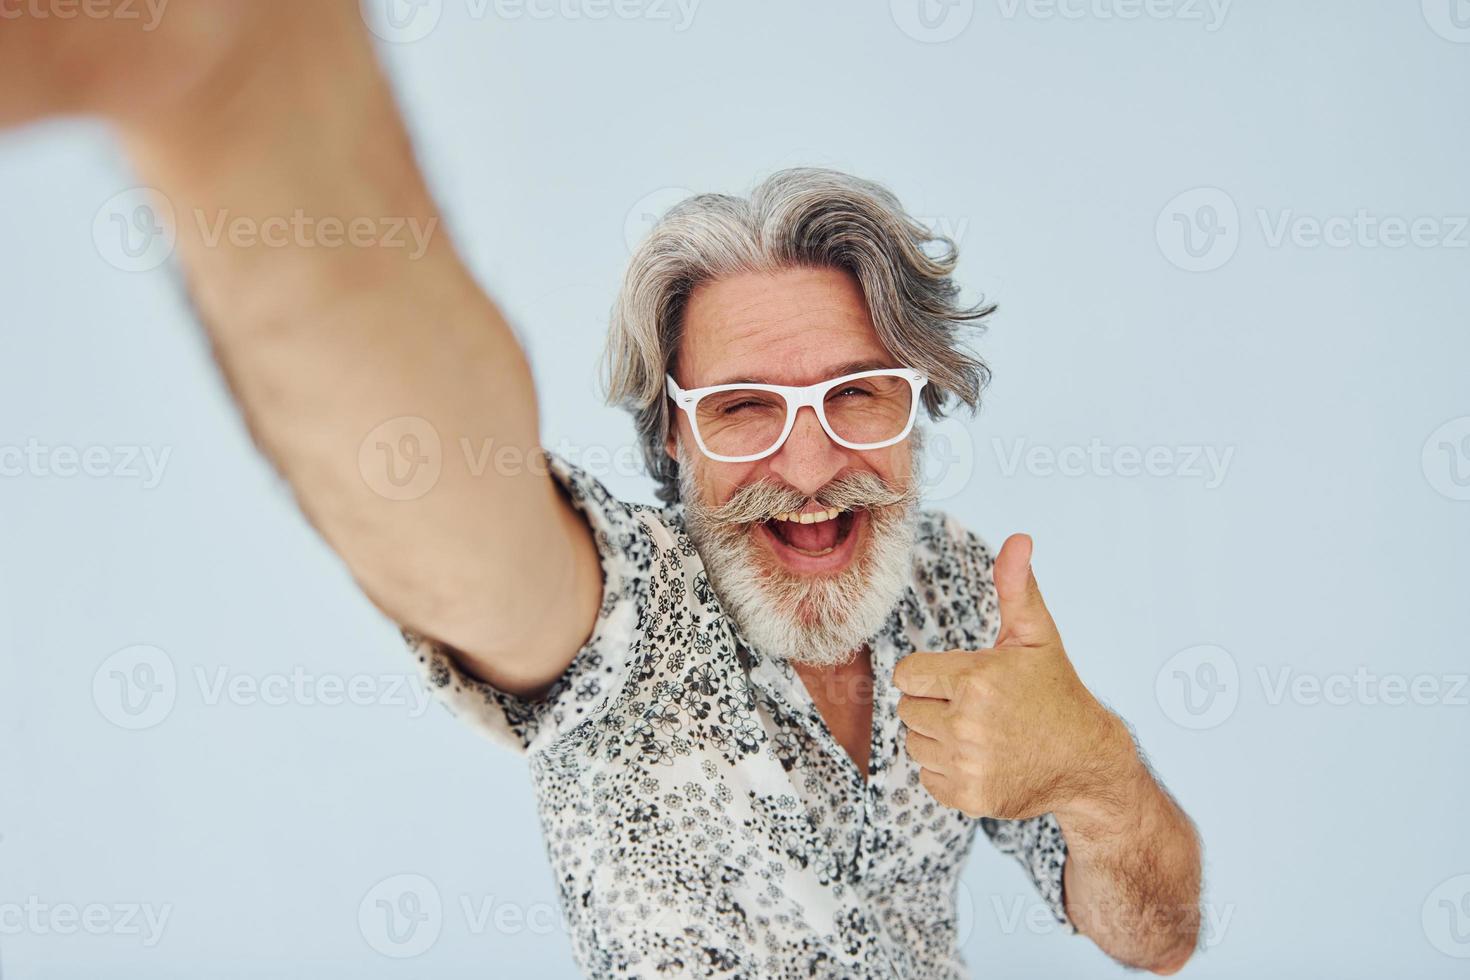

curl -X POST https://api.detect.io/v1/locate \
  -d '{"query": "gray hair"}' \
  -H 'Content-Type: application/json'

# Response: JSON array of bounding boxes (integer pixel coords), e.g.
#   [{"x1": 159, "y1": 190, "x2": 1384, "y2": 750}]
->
[{"x1": 601, "y1": 167, "x2": 993, "y2": 503}]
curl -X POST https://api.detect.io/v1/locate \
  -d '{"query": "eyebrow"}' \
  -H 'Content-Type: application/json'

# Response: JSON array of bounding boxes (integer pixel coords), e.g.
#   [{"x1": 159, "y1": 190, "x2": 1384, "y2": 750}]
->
[{"x1": 703, "y1": 358, "x2": 899, "y2": 388}]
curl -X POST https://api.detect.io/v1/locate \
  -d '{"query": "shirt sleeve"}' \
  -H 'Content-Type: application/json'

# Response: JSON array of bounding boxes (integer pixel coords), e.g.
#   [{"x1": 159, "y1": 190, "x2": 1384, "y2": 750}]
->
[
  {"x1": 981, "y1": 814, "x2": 1074, "y2": 932},
  {"x1": 402, "y1": 452, "x2": 656, "y2": 756},
  {"x1": 941, "y1": 514, "x2": 1075, "y2": 932}
]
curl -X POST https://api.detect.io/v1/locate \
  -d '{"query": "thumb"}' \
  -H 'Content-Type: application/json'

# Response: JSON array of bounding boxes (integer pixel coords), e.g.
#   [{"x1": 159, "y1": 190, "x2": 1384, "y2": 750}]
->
[{"x1": 993, "y1": 533, "x2": 1058, "y2": 647}]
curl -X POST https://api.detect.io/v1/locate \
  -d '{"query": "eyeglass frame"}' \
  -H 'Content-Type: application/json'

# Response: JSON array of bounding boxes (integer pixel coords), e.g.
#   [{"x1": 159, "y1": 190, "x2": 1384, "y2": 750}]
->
[{"x1": 665, "y1": 367, "x2": 930, "y2": 463}]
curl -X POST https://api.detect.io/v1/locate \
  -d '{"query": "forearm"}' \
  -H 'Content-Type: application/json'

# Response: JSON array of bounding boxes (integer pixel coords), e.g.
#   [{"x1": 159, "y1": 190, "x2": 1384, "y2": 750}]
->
[
  {"x1": 116, "y1": 13, "x2": 599, "y2": 686},
  {"x1": 1056, "y1": 719, "x2": 1202, "y2": 973}
]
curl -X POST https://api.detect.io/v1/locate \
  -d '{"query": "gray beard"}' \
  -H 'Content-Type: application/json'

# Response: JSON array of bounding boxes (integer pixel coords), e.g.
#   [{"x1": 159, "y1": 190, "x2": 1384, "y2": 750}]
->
[{"x1": 677, "y1": 446, "x2": 919, "y2": 668}]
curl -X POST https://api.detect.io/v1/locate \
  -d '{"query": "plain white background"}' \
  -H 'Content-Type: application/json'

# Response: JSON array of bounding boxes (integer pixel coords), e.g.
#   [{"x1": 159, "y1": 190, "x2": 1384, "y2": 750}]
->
[{"x1": 2, "y1": 1, "x2": 1468, "y2": 976}]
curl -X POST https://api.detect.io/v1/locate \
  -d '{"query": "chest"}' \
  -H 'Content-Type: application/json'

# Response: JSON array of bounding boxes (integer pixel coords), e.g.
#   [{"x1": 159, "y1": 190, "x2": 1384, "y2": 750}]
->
[{"x1": 793, "y1": 649, "x2": 876, "y2": 779}]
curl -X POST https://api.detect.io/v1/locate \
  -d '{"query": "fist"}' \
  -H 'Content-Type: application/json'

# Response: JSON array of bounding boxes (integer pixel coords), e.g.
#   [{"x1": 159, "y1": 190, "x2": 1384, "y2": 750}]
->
[{"x1": 893, "y1": 533, "x2": 1126, "y2": 822}]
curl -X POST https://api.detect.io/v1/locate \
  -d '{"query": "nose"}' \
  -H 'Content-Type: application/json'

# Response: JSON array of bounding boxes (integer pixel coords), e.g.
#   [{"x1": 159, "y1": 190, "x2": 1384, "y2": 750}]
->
[{"x1": 765, "y1": 406, "x2": 849, "y2": 498}]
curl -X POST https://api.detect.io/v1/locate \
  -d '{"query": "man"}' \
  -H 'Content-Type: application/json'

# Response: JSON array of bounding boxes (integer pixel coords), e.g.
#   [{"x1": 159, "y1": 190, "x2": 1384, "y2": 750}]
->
[{"x1": 2, "y1": 3, "x2": 1201, "y2": 976}]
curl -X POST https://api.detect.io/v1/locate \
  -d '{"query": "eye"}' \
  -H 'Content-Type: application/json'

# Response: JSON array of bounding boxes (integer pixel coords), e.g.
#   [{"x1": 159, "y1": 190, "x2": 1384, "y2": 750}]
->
[{"x1": 833, "y1": 385, "x2": 873, "y2": 398}]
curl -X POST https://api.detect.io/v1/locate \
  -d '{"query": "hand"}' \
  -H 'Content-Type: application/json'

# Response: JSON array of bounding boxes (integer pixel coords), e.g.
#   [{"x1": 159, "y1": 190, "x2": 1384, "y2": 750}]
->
[
  {"x1": 893, "y1": 533, "x2": 1138, "y2": 824},
  {"x1": 0, "y1": 1, "x2": 359, "y2": 132}
]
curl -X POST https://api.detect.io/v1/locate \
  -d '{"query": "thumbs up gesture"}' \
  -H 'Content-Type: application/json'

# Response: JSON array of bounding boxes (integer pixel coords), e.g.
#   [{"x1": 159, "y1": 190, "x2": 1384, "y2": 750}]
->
[{"x1": 893, "y1": 533, "x2": 1129, "y2": 822}]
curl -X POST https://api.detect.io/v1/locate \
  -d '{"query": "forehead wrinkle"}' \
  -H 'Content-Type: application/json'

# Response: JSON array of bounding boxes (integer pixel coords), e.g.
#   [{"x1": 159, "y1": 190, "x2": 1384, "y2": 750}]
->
[{"x1": 679, "y1": 268, "x2": 885, "y2": 386}]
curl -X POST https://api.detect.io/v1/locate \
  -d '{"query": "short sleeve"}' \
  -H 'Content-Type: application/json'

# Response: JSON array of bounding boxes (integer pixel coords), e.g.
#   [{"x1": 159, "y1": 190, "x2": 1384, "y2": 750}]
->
[
  {"x1": 981, "y1": 813, "x2": 1074, "y2": 932},
  {"x1": 403, "y1": 452, "x2": 656, "y2": 756},
  {"x1": 938, "y1": 513, "x2": 1074, "y2": 931}
]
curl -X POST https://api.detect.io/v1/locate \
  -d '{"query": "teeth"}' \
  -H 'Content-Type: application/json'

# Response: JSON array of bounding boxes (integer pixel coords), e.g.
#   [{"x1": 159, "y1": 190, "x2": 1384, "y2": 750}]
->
[{"x1": 773, "y1": 507, "x2": 843, "y2": 524}]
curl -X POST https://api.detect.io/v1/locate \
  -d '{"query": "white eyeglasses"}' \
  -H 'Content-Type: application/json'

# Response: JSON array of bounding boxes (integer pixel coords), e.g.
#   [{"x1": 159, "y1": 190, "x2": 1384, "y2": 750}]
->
[{"x1": 666, "y1": 367, "x2": 929, "y2": 463}]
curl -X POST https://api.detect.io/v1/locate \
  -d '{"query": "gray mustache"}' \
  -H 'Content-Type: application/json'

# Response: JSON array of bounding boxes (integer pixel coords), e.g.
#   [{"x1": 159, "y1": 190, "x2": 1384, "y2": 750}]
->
[{"x1": 703, "y1": 471, "x2": 919, "y2": 526}]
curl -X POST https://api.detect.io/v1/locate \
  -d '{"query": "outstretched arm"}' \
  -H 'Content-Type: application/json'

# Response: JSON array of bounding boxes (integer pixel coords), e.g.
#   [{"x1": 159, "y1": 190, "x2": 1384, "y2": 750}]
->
[{"x1": 2, "y1": 2, "x2": 601, "y2": 695}]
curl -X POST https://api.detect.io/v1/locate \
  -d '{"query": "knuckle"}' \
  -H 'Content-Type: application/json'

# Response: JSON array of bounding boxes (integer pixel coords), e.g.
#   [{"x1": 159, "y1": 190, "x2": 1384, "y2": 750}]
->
[
  {"x1": 953, "y1": 743, "x2": 988, "y2": 777},
  {"x1": 951, "y1": 714, "x2": 986, "y2": 744}
]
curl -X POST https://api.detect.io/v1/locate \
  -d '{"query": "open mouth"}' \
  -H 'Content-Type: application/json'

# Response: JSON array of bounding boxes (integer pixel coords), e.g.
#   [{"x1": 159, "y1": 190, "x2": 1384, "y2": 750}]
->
[
  {"x1": 762, "y1": 507, "x2": 857, "y2": 556},
  {"x1": 755, "y1": 506, "x2": 865, "y2": 574}
]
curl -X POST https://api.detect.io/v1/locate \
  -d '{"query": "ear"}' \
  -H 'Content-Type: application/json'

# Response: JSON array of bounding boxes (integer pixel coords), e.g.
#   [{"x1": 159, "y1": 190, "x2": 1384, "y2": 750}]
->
[{"x1": 663, "y1": 402, "x2": 681, "y2": 463}]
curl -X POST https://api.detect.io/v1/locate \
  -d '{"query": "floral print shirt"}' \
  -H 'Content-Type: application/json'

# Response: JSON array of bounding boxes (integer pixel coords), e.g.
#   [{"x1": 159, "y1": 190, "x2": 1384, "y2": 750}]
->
[{"x1": 406, "y1": 455, "x2": 1071, "y2": 978}]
